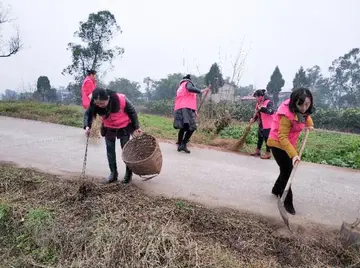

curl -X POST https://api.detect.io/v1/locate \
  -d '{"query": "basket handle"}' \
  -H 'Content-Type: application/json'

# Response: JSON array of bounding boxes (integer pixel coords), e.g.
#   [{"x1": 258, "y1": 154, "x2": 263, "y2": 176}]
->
[
  {"x1": 140, "y1": 174, "x2": 159, "y2": 181},
  {"x1": 131, "y1": 130, "x2": 147, "y2": 139}
]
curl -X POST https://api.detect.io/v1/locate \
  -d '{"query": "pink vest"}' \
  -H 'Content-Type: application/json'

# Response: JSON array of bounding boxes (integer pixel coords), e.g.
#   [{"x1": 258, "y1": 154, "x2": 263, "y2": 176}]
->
[
  {"x1": 256, "y1": 99, "x2": 274, "y2": 129},
  {"x1": 101, "y1": 93, "x2": 131, "y2": 129},
  {"x1": 174, "y1": 80, "x2": 197, "y2": 111},
  {"x1": 269, "y1": 99, "x2": 306, "y2": 148},
  {"x1": 81, "y1": 76, "x2": 96, "y2": 109}
]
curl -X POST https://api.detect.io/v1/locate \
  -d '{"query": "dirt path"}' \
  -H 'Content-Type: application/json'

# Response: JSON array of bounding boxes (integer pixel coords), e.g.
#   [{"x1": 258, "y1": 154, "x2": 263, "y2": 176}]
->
[{"x1": 0, "y1": 116, "x2": 359, "y2": 229}]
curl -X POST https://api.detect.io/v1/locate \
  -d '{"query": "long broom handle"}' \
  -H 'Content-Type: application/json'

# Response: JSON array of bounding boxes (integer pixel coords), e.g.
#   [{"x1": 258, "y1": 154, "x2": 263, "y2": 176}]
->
[
  {"x1": 280, "y1": 129, "x2": 310, "y2": 202},
  {"x1": 197, "y1": 86, "x2": 210, "y2": 113}
]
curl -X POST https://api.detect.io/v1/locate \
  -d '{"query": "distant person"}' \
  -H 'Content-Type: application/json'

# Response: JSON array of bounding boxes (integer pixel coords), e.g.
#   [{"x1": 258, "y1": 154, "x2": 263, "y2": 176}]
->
[
  {"x1": 250, "y1": 89, "x2": 275, "y2": 159},
  {"x1": 81, "y1": 69, "x2": 97, "y2": 109},
  {"x1": 267, "y1": 87, "x2": 315, "y2": 215},
  {"x1": 173, "y1": 74, "x2": 210, "y2": 153},
  {"x1": 82, "y1": 69, "x2": 101, "y2": 138},
  {"x1": 84, "y1": 88, "x2": 142, "y2": 184}
]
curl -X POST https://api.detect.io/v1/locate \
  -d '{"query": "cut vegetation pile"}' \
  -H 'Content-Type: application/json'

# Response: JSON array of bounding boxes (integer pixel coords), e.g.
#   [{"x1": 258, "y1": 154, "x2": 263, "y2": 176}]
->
[{"x1": 0, "y1": 163, "x2": 359, "y2": 268}]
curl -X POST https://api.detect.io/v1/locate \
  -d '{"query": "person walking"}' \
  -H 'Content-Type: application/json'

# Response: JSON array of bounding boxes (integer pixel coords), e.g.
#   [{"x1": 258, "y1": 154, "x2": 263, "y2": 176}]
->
[
  {"x1": 250, "y1": 89, "x2": 275, "y2": 159},
  {"x1": 173, "y1": 74, "x2": 210, "y2": 153},
  {"x1": 84, "y1": 88, "x2": 142, "y2": 184},
  {"x1": 267, "y1": 87, "x2": 315, "y2": 215}
]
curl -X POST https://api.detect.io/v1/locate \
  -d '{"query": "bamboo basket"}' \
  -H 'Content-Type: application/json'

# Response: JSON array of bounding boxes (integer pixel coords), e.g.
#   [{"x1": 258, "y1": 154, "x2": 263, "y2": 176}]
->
[{"x1": 122, "y1": 133, "x2": 163, "y2": 181}]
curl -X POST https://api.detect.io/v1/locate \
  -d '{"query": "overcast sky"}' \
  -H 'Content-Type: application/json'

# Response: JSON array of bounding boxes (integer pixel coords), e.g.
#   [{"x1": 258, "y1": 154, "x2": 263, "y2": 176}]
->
[{"x1": 1, "y1": 0, "x2": 359, "y2": 94}]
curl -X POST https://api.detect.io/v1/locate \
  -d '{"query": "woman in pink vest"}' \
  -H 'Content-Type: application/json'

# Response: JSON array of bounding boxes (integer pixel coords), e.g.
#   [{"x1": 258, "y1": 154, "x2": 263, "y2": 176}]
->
[
  {"x1": 173, "y1": 74, "x2": 210, "y2": 153},
  {"x1": 84, "y1": 88, "x2": 142, "y2": 184},
  {"x1": 267, "y1": 87, "x2": 315, "y2": 215},
  {"x1": 81, "y1": 69, "x2": 97, "y2": 109},
  {"x1": 250, "y1": 89, "x2": 275, "y2": 159}
]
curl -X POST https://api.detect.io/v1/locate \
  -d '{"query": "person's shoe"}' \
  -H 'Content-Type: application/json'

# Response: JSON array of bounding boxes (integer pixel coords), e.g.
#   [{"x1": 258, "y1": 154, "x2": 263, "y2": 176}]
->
[
  {"x1": 260, "y1": 152, "x2": 271, "y2": 159},
  {"x1": 271, "y1": 188, "x2": 280, "y2": 197},
  {"x1": 250, "y1": 149, "x2": 261, "y2": 157},
  {"x1": 105, "y1": 171, "x2": 118, "y2": 184},
  {"x1": 284, "y1": 203, "x2": 296, "y2": 215},
  {"x1": 179, "y1": 141, "x2": 190, "y2": 153},
  {"x1": 121, "y1": 167, "x2": 133, "y2": 184}
]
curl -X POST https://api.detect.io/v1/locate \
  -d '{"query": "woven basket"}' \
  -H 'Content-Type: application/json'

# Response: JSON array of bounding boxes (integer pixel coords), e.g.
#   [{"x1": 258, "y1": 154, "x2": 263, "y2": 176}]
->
[{"x1": 122, "y1": 133, "x2": 163, "y2": 180}]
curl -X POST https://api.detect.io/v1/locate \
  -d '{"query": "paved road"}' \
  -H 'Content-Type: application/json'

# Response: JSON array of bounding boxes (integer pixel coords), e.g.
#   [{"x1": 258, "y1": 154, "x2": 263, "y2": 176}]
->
[{"x1": 0, "y1": 116, "x2": 359, "y2": 228}]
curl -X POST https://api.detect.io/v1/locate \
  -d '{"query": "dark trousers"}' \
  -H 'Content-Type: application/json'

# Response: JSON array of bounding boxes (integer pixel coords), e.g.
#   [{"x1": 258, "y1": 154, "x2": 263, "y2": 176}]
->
[
  {"x1": 271, "y1": 147, "x2": 293, "y2": 205},
  {"x1": 177, "y1": 124, "x2": 195, "y2": 144},
  {"x1": 257, "y1": 128, "x2": 270, "y2": 152},
  {"x1": 105, "y1": 135, "x2": 130, "y2": 174}
]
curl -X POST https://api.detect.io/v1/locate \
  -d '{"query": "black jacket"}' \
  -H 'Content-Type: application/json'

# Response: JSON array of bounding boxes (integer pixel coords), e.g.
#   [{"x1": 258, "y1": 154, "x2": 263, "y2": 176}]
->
[
  {"x1": 254, "y1": 96, "x2": 275, "y2": 124},
  {"x1": 83, "y1": 90, "x2": 140, "y2": 131}
]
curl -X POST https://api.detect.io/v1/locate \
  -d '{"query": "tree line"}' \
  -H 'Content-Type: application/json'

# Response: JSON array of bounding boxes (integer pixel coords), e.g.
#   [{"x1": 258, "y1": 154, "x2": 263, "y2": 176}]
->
[{"x1": 1, "y1": 7, "x2": 360, "y2": 111}]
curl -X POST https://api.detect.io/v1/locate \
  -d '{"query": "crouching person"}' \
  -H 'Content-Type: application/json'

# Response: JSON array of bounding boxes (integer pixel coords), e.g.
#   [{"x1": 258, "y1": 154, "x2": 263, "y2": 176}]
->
[
  {"x1": 173, "y1": 74, "x2": 210, "y2": 153},
  {"x1": 84, "y1": 88, "x2": 142, "y2": 184}
]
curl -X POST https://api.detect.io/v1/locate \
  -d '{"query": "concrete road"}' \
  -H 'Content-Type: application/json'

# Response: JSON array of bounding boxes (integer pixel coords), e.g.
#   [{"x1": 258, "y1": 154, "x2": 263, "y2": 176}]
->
[{"x1": 0, "y1": 116, "x2": 359, "y2": 228}]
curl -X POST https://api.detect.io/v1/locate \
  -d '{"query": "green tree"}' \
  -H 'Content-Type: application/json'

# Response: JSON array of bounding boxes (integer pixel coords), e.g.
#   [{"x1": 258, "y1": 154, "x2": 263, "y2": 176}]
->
[
  {"x1": 0, "y1": 4, "x2": 22, "y2": 58},
  {"x1": 45, "y1": 88, "x2": 58, "y2": 103},
  {"x1": 204, "y1": 63, "x2": 225, "y2": 94},
  {"x1": 306, "y1": 65, "x2": 330, "y2": 108},
  {"x1": 62, "y1": 10, "x2": 123, "y2": 101},
  {"x1": 34, "y1": 76, "x2": 51, "y2": 101},
  {"x1": 108, "y1": 78, "x2": 142, "y2": 101},
  {"x1": 292, "y1": 66, "x2": 310, "y2": 89},
  {"x1": 143, "y1": 77, "x2": 154, "y2": 101},
  {"x1": 266, "y1": 66, "x2": 285, "y2": 107},
  {"x1": 328, "y1": 48, "x2": 360, "y2": 109},
  {"x1": 152, "y1": 73, "x2": 184, "y2": 100}
]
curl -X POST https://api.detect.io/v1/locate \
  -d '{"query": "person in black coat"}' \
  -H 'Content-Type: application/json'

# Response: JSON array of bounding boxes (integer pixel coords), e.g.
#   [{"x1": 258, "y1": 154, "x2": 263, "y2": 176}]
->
[{"x1": 84, "y1": 88, "x2": 142, "y2": 184}]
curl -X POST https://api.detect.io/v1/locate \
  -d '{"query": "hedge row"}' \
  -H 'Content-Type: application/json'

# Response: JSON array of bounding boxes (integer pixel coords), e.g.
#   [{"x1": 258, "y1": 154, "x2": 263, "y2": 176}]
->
[{"x1": 143, "y1": 100, "x2": 360, "y2": 133}]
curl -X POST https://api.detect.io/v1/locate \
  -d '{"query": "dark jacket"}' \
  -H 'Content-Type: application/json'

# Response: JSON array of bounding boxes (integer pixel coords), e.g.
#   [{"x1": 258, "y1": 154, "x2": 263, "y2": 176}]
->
[
  {"x1": 179, "y1": 79, "x2": 202, "y2": 94},
  {"x1": 254, "y1": 96, "x2": 275, "y2": 127},
  {"x1": 83, "y1": 90, "x2": 140, "y2": 132}
]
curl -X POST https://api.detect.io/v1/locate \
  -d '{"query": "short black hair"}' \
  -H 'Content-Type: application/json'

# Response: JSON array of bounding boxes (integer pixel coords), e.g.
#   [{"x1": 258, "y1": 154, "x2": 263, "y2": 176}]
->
[
  {"x1": 92, "y1": 88, "x2": 109, "y2": 101},
  {"x1": 253, "y1": 89, "x2": 266, "y2": 97},
  {"x1": 289, "y1": 87, "x2": 314, "y2": 114},
  {"x1": 183, "y1": 74, "x2": 191, "y2": 80},
  {"x1": 87, "y1": 69, "x2": 97, "y2": 76}
]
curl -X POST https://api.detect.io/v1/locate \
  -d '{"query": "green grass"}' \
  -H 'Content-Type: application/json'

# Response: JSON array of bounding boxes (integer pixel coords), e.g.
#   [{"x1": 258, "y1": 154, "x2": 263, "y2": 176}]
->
[{"x1": 0, "y1": 100, "x2": 359, "y2": 169}]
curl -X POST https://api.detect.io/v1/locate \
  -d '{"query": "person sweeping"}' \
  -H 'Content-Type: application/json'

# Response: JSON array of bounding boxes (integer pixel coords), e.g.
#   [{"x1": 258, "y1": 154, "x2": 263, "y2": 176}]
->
[
  {"x1": 250, "y1": 89, "x2": 275, "y2": 159},
  {"x1": 173, "y1": 74, "x2": 210, "y2": 153},
  {"x1": 84, "y1": 88, "x2": 142, "y2": 184},
  {"x1": 267, "y1": 87, "x2": 314, "y2": 215},
  {"x1": 81, "y1": 69, "x2": 101, "y2": 138}
]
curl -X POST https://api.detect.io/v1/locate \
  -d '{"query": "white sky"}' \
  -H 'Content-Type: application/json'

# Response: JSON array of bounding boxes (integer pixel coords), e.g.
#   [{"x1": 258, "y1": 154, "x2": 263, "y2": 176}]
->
[{"x1": 0, "y1": 0, "x2": 359, "y2": 93}]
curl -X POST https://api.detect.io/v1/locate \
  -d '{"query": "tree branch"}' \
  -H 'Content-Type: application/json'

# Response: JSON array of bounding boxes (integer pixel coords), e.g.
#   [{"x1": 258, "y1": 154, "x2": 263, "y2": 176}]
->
[{"x1": 0, "y1": 29, "x2": 22, "y2": 58}]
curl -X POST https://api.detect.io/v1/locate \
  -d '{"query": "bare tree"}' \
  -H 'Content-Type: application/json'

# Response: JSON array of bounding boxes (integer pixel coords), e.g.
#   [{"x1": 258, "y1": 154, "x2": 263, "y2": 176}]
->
[
  {"x1": 230, "y1": 36, "x2": 251, "y2": 87},
  {"x1": 0, "y1": 4, "x2": 22, "y2": 58}
]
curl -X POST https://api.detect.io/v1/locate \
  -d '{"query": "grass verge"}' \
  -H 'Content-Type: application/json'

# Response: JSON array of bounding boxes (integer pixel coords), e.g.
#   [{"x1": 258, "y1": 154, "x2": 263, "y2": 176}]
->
[
  {"x1": 0, "y1": 100, "x2": 359, "y2": 169},
  {"x1": 0, "y1": 163, "x2": 359, "y2": 267}
]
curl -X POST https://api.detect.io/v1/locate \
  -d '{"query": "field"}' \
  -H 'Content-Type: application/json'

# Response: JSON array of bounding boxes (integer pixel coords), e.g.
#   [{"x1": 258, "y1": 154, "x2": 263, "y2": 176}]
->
[
  {"x1": 0, "y1": 101, "x2": 359, "y2": 169},
  {"x1": 1, "y1": 163, "x2": 359, "y2": 267}
]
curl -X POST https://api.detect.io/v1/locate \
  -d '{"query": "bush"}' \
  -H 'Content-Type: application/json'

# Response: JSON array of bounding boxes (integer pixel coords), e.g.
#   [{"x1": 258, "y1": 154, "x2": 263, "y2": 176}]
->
[
  {"x1": 312, "y1": 107, "x2": 360, "y2": 133},
  {"x1": 144, "y1": 100, "x2": 360, "y2": 133}
]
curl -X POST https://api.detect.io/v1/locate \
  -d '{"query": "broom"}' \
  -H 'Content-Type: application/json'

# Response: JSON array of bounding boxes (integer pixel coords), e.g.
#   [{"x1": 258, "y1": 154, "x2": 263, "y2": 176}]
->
[
  {"x1": 231, "y1": 121, "x2": 253, "y2": 151},
  {"x1": 231, "y1": 107, "x2": 260, "y2": 151}
]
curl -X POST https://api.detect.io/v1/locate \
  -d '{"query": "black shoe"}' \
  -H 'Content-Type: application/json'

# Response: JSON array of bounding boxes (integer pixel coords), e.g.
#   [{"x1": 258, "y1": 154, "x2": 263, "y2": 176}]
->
[
  {"x1": 271, "y1": 188, "x2": 280, "y2": 197},
  {"x1": 122, "y1": 167, "x2": 133, "y2": 184},
  {"x1": 179, "y1": 142, "x2": 190, "y2": 153},
  {"x1": 284, "y1": 203, "x2": 296, "y2": 215},
  {"x1": 105, "y1": 171, "x2": 118, "y2": 184}
]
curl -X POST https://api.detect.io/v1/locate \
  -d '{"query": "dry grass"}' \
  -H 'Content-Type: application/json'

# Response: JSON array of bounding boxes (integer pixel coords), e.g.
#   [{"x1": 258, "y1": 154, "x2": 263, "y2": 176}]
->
[{"x1": 1, "y1": 163, "x2": 359, "y2": 268}]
